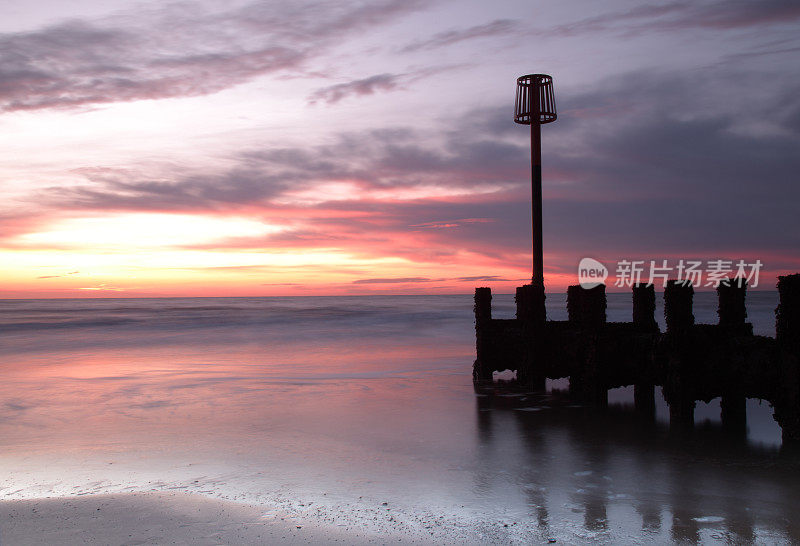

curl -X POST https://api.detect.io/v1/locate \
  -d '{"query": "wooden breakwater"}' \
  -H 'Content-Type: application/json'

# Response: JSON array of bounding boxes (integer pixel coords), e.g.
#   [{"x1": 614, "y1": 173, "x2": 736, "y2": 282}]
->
[{"x1": 473, "y1": 274, "x2": 800, "y2": 443}]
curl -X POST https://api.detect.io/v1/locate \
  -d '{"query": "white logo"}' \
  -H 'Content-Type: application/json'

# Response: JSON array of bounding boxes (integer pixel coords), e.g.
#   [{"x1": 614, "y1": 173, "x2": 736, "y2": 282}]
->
[{"x1": 578, "y1": 258, "x2": 608, "y2": 289}]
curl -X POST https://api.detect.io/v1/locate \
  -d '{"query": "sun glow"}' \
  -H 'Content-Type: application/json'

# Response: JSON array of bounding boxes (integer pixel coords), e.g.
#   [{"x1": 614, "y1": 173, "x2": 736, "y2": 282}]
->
[{"x1": 16, "y1": 213, "x2": 284, "y2": 249}]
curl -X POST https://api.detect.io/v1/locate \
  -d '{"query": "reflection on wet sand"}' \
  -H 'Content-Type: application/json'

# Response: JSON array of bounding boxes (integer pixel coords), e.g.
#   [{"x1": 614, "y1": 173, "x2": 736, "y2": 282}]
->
[
  {"x1": 1, "y1": 294, "x2": 797, "y2": 543},
  {"x1": 474, "y1": 383, "x2": 800, "y2": 543}
]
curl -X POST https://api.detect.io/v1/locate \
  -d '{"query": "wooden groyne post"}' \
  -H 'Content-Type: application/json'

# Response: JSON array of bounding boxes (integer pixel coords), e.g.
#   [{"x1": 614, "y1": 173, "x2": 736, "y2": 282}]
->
[
  {"x1": 473, "y1": 274, "x2": 800, "y2": 445},
  {"x1": 775, "y1": 274, "x2": 800, "y2": 444},
  {"x1": 632, "y1": 283, "x2": 657, "y2": 416},
  {"x1": 717, "y1": 280, "x2": 749, "y2": 434},
  {"x1": 661, "y1": 280, "x2": 695, "y2": 428},
  {"x1": 566, "y1": 284, "x2": 607, "y2": 407},
  {"x1": 473, "y1": 287, "x2": 493, "y2": 383}
]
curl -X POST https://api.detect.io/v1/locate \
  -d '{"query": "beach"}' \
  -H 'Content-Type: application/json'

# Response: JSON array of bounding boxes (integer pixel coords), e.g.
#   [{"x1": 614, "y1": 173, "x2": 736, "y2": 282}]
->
[
  {"x1": 1, "y1": 293, "x2": 799, "y2": 544},
  {"x1": 0, "y1": 491, "x2": 402, "y2": 544},
  {"x1": 3, "y1": 0, "x2": 799, "y2": 541},
  {"x1": 1, "y1": 492, "x2": 302, "y2": 545}
]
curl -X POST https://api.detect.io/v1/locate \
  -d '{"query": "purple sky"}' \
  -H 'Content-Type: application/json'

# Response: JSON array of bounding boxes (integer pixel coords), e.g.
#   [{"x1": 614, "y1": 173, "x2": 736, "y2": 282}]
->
[{"x1": 1, "y1": 0, "x2": 799, "y2": 296}]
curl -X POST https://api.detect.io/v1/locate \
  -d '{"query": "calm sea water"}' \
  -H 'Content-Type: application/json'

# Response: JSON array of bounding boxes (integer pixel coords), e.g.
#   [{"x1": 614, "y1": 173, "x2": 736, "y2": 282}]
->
[{"x1": 0, "y1": 292, "x2": 798, "y2": 544}]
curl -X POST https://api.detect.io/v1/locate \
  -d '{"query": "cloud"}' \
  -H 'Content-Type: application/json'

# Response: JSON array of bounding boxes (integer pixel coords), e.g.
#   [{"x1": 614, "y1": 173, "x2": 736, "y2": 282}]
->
[
  {"x1": 48, "y1": 126, "x2": 527, "y2": 213},
  {"x1": 542, "y1": 0, "x2": 800, "y2": 38},
  {"x1": 456, "y1": 275, "x2": 514, "y2": 282},
  {"x1": 410, "y1": 218, "x2": 493, "y2": 229},
  {"x1": 671, "y1": 0, "x2": 800, "y2": 30},
  {"x1": 78, "y1": 284, "x2": 127, "y2": 291},
  {"x1": 0, "y1": 211, "x2": 50, "y2": 242},
  {"x1": 401, "y1": 19, "x2": 518, "y2": 52},
  {"x1": 37, "y1": 271, "x2": 80, "y2": 279},
  {"x1": 45, "y1": 165, "x2": 292, "y2": 212},
  {"x1": 16, "y1": 65, "x2": 800, "y2": 275},
  {"x1": 294, "y1": 69, "x2": 800, "y2": 261},
  {"x1": 308, "y1": 73, "x2": 400, "y2": 104},
  {"x1": 307, "y1": 64, "x2": 463, "y2": 104},
  {"x1": 353, "y1": 275, "x2": 517, "y2": 284},
  {"x1": 352, "y1": 277, "x2": 433, "y2": 284},
  {"x1": 0, "y1": 0, "x2": 426, "y2": 112},
  {"x1": 528, "y1": 69, "x2": 800, "y2": 257}
]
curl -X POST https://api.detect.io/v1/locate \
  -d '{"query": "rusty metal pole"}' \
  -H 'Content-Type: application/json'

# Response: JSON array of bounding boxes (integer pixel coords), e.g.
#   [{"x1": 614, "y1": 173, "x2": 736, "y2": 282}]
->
[
  {"x1": 515, "y1": 74, "x2": 555, "y2": 287},
  {"x1": 530, "y1": 87, "x2": 543, "y2": 287}
]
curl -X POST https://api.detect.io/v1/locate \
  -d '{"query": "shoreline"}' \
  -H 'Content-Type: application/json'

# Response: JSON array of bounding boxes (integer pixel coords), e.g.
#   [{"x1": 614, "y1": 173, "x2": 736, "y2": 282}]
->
[
  {"x1": 0, "y1": 491, "x2": 378, "y2": 545},
  {"x1": 0, "y1": 490, "x2": 562, "y2": 544}
]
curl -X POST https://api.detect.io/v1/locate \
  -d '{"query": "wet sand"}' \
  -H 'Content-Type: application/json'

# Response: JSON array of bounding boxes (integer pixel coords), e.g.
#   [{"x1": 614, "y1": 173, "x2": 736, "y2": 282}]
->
[
  {"x1": 0, "y1": 490, "x2": 553, "y2": 545},
  {"x1": 0, "y1": 492, "x2": 367, "y2": 545},
  {"x1": 1, "y1": 294, "x2": 797, "y2": 544}
]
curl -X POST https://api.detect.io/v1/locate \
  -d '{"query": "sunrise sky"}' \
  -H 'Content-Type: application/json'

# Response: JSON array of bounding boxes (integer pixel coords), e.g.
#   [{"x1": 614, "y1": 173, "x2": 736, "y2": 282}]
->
[{"x1": 1, "y1": 0, "x2": 799, "y2": 297}]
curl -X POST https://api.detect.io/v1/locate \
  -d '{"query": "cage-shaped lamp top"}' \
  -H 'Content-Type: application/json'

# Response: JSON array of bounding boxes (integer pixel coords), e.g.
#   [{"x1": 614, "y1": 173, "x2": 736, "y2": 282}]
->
[{"x1": 514, "y1": 74, "x2": 557, "y2": 124}]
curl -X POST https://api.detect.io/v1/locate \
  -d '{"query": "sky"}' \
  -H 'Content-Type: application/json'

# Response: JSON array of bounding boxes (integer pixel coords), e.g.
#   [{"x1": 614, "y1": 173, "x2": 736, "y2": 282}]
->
[{"x1": 1, "y1": 0, "x2": 799, "y2": 297}]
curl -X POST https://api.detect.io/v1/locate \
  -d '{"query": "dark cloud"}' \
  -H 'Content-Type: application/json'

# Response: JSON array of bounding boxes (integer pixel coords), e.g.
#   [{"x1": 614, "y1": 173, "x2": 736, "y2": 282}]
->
[
  {"x1": 0, "y1": 0, "x2": 426, "y2": 112},
  {"x1": 295, "y1": 69, "x2": 800, "y2": 262},
  {"x1": 456, "y1": 275, "x2": 513, "y2": 282},
  {"x1": 723, "y1": 44, "x2": 800, "y2": 62},
  {"x1": 673, "y1": 0, "x2": 800, "y2": 30},
  {"x1": 529, "y1": 70, "x2": 800, "y2": 259},
  {"x1": 231, "y1": 0, "x2": 424, "y2": 38},
  {"x1": 308, "y1": 73, "x2": 400, "y2": 104},
  {"x1": 50, "y1": 125, "x2": 526, "y2": 213},
  {"x1": 307, "y1": 64, "x2": 463, "y2": 105},
  {"x1": 401, "y1": 19, "x2": 518, "y2": 52},
  {"x1": 541, "y1": 0, "x2": 800, "y2": 38},
  {"x1": 46, "y1": 166, "x2": 291, "y2": 212}
]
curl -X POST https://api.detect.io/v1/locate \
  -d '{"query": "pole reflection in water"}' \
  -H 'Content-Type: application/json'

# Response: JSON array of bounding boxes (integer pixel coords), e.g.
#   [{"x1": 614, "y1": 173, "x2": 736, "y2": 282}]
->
[{"x1": 474, "y1": 382, "x2": 800, "y2": 543}]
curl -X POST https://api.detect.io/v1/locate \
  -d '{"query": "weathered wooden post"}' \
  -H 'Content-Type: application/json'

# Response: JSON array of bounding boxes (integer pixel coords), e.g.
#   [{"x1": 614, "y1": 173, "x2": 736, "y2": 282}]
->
[
  {"x1": 774, "y1": 274, "x2": 800, "y2": 444},
  {"x1": 473, "y1": 287, "x2": 494, "y2": 383},
  {"x1": 632, "y1": 283, "x2": 657, "y2": 416},
  {"x1": 632, "y1": 283, "x2": 657, "y2": 332},
  {"x1": 567, "y1": 284, "x2": 606, "y2": 327},
  {"x1": 717, "y1": 279, "x2": 748, "y2": 434},
  {"x1": 567, "y1": 285, "x2": 581, "y2": 323},
  {"x1": 663, "y1": 280, "x2": 696, "y2": 428},
  {"x1": 664, "y1": 280, "x2": 694, "y2": 333},
  {"x1": 516, "y1": 284, "x2": 546, "y2": 325},
  {"x1": 516, "y1": 284, "x2": 546, "y2": 389},
  {"x1": 568, "y1": 284, "x2": 608, "y2": 407},
  {"x1": 718, "y1": 279, "x2": 750, "y2": 334},
  {"x1": 776, "y1": 274, "x2": 800, "y2": 349}
]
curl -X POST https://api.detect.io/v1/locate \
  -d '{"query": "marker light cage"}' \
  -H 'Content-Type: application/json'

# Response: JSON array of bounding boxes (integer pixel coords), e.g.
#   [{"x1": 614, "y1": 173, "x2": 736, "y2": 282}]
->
[{"x1": 514, "y1": 74, "x2": 557, "y2": 124}]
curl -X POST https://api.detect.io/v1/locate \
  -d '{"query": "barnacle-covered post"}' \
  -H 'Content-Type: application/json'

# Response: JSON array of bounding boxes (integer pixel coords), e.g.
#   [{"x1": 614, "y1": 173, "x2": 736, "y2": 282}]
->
[{"x1": 515, "y1": 74, "x2": 557, "y2": 287}]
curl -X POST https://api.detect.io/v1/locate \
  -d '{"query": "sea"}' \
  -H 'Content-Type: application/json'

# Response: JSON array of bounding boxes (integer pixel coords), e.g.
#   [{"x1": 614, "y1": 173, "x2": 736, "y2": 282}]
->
[{"x1": 1, "y1": 292, "x2": 798, "y2": 543}]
